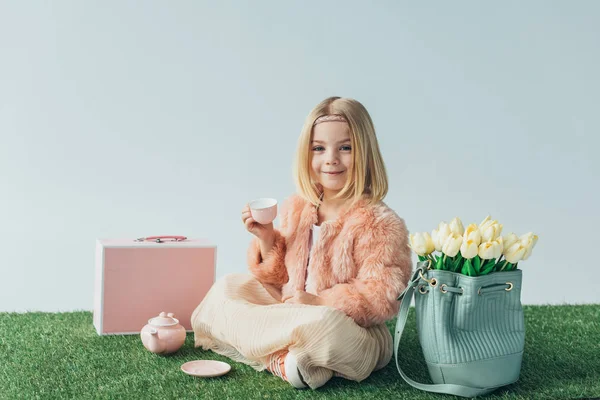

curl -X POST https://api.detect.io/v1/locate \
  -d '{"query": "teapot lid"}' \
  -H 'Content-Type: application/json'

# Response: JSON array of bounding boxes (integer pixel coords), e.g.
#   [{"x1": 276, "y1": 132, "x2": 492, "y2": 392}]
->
[{"x1": 148, "y1": 311, "x2": 179, "y2": 327}]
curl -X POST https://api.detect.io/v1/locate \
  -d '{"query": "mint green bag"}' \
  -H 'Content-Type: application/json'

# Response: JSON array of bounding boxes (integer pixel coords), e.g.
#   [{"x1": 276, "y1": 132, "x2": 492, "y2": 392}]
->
[{"x1": 394, "y1": 261, "x2": 525, "y2": 397}]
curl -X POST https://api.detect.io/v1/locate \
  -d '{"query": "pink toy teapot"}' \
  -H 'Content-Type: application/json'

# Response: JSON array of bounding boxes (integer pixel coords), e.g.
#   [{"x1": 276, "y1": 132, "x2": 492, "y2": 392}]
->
[{"x1": 140, "y1": 312, "x2": 186, "y2": 355}]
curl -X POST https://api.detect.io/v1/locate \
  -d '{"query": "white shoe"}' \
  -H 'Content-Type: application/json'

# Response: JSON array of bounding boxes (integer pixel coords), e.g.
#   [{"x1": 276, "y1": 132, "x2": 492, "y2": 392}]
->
[
  {"x1": 284, "y1": 352, "x2": 307, "y2": 389},
  {"x1": 268, "y1": 351, "x2": 307, "y2": 389}
]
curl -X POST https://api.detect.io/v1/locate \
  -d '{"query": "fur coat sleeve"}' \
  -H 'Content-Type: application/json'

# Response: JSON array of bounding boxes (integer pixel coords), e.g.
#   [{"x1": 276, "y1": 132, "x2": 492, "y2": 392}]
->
[{"x1": 246, "y1": 199, "x2": 291, "y2": 287}]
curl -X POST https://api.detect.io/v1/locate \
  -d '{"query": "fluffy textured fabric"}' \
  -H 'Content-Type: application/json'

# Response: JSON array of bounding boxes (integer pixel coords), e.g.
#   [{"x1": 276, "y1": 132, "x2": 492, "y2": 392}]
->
[{"x1": 247, "y1": 194, "x2": 412, "y2": 328}]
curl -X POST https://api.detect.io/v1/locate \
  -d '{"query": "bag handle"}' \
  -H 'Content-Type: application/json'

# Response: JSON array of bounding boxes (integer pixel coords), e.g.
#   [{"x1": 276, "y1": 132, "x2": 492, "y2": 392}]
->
[
  {"x1": 394, "y1": 261, "x2": 497, "y2": 397},
  {"x1": 135, "y1": 235, "x2": 187, "y2": 243}
]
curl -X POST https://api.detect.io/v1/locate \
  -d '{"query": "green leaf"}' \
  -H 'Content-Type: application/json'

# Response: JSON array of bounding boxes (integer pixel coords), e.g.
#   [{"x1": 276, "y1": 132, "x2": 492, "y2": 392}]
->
[
  {"x1": 452, "y1": 253, "x2": 463, "y2": 272},
  {"x1": 461, "y1": 259, "x2": 477, "y2": 276},
  {"x1": 460, "y1": 261, "x2": 469, "y2": 275},
  {"x1": 475, "y1": 260, "x2": 482, "y2": 274},
  {"x1": 418, "y1": 255, "x2": 426, "y2": 262},
  {"x1": 454, "y1": 260, "x2": 463, "y2": 273},
  {"x1": 480, "y1": 262, "x2": 496, "y2": 275},
  {"x1": 436, "y1": 255, "x2": 443, "y2": 270},
  {"x1": 473, "y1": 256, "x2": 481, "y2": 273},
  {"x1": 447, "y1": 256, "x2": 454, "y2": 271},
  {"x1": 461, "y1": 259, "x2": 472, "y2": 276}
]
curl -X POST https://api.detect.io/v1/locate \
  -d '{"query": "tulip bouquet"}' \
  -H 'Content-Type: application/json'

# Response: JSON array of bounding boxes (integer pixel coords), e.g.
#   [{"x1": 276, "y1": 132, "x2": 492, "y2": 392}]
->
[{"x1": 409, "y1": 216, "x2": 538, "y2": 276}]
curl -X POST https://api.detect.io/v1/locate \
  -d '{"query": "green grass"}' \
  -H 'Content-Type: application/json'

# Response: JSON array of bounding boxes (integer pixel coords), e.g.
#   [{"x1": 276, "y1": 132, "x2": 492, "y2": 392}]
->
[{"x1": 1, "y1": 305, "x2": 599, "y2": 399}]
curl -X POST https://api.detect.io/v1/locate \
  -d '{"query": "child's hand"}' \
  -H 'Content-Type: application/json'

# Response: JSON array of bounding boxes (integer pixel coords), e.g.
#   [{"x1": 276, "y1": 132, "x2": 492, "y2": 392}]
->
[
  {"x1": 242, "y1": 204, "x2": 275, "y2": 241},
  {"x1": 283, "y1": 290, "x2": 325, "y2": 306}
]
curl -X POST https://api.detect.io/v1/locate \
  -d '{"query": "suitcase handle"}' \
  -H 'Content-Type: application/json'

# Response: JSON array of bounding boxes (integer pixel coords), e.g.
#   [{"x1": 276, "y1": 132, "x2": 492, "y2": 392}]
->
[{"x1": 135, "y1": 235, "x2": 187, "y2": 243}]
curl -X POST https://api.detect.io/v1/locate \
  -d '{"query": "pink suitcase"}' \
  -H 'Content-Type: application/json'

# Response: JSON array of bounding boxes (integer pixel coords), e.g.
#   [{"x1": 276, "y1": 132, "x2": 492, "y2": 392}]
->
[{"x1": 93, "y1": 235, "x2": 216, "y2": 335}]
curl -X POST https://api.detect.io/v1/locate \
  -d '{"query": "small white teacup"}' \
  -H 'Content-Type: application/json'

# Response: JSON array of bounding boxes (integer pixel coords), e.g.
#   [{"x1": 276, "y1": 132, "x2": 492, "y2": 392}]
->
[{"x1": 249, "y1": 198, "x2": 278, "y2": 225}]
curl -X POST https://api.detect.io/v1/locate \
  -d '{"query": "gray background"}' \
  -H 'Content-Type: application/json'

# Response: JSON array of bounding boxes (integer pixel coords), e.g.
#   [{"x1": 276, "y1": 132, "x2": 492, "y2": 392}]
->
[{"x1": 1, "y1": 1, "x2": 598, "y2": 311}]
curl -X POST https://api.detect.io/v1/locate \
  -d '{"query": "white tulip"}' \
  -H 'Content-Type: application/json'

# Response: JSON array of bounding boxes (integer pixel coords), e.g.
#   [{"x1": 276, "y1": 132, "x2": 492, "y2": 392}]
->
[
  {"x1": 431, "y1": 222, "x2": 451, "y2": 252},
  {"x1": 519, "y1": 232, "x2": 539, "y2": 260},
  {"x1": 479, "y1": 216, "x2": 491, "y2": 229},
  {"x1": 504, "y1": 242, "x2": 527, "y2": 263},
  {"x1": 502, "y1": 233, "x2": 519, "y2": 253},
  {"x1": 442, "y1": 232, "x2": 463, "y2": 257},
  {"x1": 460, "y1": 239, "x2": 479, "y2": 259},
  {"x1": 449, "y1": 217, "x2": 465, "y2": 235},
  {"x1": 495, "y1": 236, "x2": 504, "y2": 258},
  {"x1": 409, "y1": 232, "x2": 435, "y2": 256},
  {"x1": 479, "y1": 217, "x2": 503, "y2": 242},
  {"x1": 463, "y1": 224, "x2": 482, "y2": 246},
  {"x1": 478, "y1": 237, "x2": 504, "y2": 259}
]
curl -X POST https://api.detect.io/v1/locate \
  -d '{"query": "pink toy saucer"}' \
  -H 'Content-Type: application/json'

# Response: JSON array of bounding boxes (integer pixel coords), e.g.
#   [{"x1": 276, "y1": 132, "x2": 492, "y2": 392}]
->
[{"x1": 181, "y1": 360, "x2": 231, "y2": 378}]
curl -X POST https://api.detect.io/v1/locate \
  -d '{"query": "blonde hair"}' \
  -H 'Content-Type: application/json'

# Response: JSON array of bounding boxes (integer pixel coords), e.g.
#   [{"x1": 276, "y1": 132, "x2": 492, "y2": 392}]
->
[{"x1": 293, "y1": 96, "x2": 388, "y2": 206}]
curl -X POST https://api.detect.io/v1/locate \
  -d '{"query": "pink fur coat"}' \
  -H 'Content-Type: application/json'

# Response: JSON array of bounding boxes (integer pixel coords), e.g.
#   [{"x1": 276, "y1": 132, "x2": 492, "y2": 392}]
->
[{"x1": 247, "y1": 194, "x2": 413, "y2": 328}]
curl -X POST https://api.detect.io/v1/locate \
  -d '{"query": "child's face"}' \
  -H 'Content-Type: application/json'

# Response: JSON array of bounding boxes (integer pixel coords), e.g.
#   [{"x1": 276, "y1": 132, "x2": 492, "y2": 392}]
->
[{"x1": 310, "y1": 122, "x2": 353, "y2": 195}]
